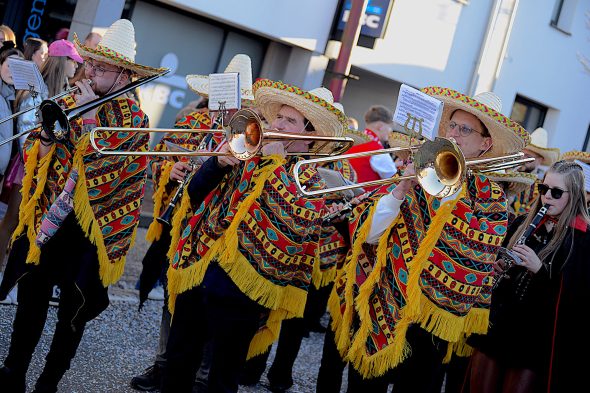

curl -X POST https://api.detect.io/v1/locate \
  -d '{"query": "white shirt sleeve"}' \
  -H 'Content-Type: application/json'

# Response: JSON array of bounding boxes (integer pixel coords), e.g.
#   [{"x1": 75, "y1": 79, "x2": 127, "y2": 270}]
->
[
  {"x1": 366, "y1": 193, "x2": 404, "y2": 244},
  {"x1": 370, "y1": 153, "x2": 397, "y2": 179},
  {"x1": 365, "y1": 186, "x2": 463, "y2": 245}
]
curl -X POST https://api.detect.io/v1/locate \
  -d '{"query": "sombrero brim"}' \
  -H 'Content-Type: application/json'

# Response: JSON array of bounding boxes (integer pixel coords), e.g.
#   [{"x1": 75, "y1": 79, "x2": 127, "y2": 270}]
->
[
  {"x1": 73, "y1": 33, "x2": 166, "y2": 77},
  {"x1": 421, "y1": 87, "x2": 530, "y2": 158},
  {"x1": 562, "y1": 150, "x2": 590, "y2": 164},
  {"x1": 486, "y1": 171, "x2": 537, "y2": 195},
  {"x1": 524, "y1": 144, "x2": 560, "y2": 166},
  {"x1": 186, "y1": 74, "x2": 255, "y2": 101},
  {"x1": 253, "y1": 79, "x2": 346, "y2": 139},
  {"x1": 344, "y1": 129, "x2": 371, "y2": 146}
]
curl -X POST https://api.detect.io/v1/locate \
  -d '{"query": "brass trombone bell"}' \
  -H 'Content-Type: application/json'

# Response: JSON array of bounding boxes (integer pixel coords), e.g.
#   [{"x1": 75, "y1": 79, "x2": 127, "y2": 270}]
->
[
  {"x1": 89, "y1": 108, "x2": 355, "y2": 160},
  {"x1": 293, "y1": 137, "x2": 534, "y2": 198}
]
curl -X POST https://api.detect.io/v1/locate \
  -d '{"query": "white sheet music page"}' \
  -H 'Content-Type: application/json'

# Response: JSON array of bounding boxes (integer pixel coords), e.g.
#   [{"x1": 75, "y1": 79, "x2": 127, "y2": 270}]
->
[
  {"x1": 7, "y1": 57, "x2": 47, "y2": 95},
  {"x1": 393, "y1": 84, "x2": 443, "y2": 141},
  {"x1": 208, "y1": 72, "x2": 241, "y2": 111}
]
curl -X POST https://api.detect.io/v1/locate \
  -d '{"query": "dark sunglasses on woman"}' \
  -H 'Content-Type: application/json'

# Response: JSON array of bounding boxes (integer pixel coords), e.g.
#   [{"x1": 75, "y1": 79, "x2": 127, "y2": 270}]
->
[{"x1": 537, "y1": 183, "x2": 569, "y2": 199}]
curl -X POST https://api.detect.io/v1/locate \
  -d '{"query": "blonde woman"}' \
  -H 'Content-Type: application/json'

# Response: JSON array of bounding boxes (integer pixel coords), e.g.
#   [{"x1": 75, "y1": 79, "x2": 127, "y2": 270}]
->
[{"x1": 469, "y1": 160, "x2": 590, "y2": 393}]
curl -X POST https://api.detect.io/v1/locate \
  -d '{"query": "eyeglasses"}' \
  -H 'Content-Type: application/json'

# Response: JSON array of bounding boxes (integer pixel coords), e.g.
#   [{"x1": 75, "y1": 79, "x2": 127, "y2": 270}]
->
[
  {"x1": 83, "y1": 61, "x2": 120, "y2": 77},
  {"x1": 448, "y1": 121, "x2": 484, "y2": 137},
  {"x1": 537, "y1": 183, "x2": 569, "y2": 199}
]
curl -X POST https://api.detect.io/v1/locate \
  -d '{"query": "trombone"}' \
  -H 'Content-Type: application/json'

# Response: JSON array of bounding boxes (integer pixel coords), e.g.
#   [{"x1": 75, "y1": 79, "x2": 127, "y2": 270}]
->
[
  {"x1": 0, "y1": 70, "x2": 169, "y2": 147},
  {"x1": 293, "y1": 137, "x2": 535, "y2": 198},
  {"x1": 89, "y1": 108, "x2": 355, "y2": 160},
  {"x1": 0, "y1": 82, "x2": 93, "y2": 127}
]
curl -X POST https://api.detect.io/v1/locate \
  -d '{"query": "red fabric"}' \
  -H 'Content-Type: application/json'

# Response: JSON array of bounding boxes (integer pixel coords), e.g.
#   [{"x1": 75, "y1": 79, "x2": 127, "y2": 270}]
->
[{"x1": 346, "y1": 129, "x2": 384, "y2": 186}]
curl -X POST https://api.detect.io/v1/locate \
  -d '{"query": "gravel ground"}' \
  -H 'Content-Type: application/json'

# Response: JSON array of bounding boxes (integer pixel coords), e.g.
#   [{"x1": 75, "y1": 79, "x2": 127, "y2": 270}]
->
[{"x1": 0, "y1": 226, "x2": 345, "y2": 393}]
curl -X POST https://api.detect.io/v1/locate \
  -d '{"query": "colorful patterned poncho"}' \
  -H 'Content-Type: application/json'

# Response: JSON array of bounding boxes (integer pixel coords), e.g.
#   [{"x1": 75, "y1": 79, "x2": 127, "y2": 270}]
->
[
  {"x1": 14, "y1": 96, "x2": 150, "y2": 285},
  {"x1": 329, "y1": 173, "x2": 508, "y2": 377},
  {"x1": 168, "y1": 156, "x2": 326, "y2": 357},
  {"x1": 512, "y1": 179, "x2": 540, "y2": 216},
  {"x1": 146, "y1": 111, "x2": 224, "y2": 245},
  {"x1": 315, "y1": 159, "x2": 357, "y2": 288}
]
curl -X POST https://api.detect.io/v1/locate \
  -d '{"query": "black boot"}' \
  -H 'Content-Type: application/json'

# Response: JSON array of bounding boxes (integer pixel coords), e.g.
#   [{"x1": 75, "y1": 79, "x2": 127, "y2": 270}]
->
[
  {"x1": 0, "y1": 365, "x2": 26, "y2": 393},
  {"x1": 130, "y1": 364, "x2": 164, "y2": 391},
  {"x1": 32, "y1": 366, "x2": 64, "y2": 393}
]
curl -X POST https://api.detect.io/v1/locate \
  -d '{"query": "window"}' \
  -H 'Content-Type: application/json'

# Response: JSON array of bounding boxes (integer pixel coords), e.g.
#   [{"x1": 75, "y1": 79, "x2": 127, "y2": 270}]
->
[
  {"x1": 550, "y1": 0, "x2": 578, "y2": 34},
  {"x1": 510, "y1": 95, "x2": 548, "y2": 132}
]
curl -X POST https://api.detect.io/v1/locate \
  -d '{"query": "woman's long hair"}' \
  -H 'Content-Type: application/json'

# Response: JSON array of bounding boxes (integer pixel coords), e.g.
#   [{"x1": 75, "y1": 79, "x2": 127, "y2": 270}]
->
[
  {"x1": 15, "y1": 55, "x2": 69, "y2": 109},
  {"x1": 23, "y1": 37, "x2": 47, "y2": 61},
  {"x1": 507, "y1": 160, "x2": 590, "y2": 261}
]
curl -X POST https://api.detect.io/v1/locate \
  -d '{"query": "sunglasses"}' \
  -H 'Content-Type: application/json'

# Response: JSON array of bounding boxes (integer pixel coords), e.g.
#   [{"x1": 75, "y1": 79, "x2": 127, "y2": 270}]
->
[{"x1": 537, "y1": 183, "x2": 569, "y2": 199}]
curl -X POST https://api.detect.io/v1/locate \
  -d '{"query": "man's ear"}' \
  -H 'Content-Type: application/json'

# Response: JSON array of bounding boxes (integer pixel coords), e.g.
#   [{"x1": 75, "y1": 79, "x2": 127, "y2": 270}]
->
[
  {"x1": 481, "y1": 137, "x2": 493, "y2": 151},
  {"x1": 118, "y1": 70, "x2": 131, "y2": 85}
]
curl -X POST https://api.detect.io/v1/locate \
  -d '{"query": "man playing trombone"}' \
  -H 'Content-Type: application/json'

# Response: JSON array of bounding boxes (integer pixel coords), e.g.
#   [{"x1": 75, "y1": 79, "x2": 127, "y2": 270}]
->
[
  {"x1": 161, "y1": 80, "x2": 347, "y2": 393},
  {"x1": 326, "y1": 88, "x2": 530, "y2": 392},
  {"x1": 0, "y1": 19, "x2": 166, "y2": 393}
]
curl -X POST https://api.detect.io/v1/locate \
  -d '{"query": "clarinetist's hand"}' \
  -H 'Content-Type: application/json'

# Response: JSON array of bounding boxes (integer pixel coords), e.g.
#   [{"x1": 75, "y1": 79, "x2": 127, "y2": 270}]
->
[
  {"x1": 512, "y1": 244, "x2": 543, "y2": 274},
  {"x1": 324, "y1": 202, "x2": 349, "y2": 224},
  {"x1": 170, "y1": 162, "x2": 193, "y2": 182},
  {"x1": 493, "y1": 259, "x2": 509, "y2": 274}
]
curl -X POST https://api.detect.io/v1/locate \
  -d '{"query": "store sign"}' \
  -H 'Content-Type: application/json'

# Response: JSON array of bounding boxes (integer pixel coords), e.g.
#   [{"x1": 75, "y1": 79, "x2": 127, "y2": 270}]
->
[
  {"x1": 23, "y1": 0, "x2": 47, "y2": 42},
  {"x1": 336, "y1": 0, "x2": 393, "y2": 39},
  {"x1": 140, "y1": 53, "x2": 189, "y2": 110}
]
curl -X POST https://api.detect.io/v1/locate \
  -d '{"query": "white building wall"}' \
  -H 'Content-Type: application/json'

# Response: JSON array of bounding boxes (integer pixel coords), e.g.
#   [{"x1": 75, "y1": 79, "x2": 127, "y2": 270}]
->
[
  {"x1": 347, "y1": 0, "x2": 494, "y2": 92},
  {"x1": 492, "y1": 0, "x2": 590, "y2": 151},
  {"x1": 159, "y1": 0, "x2": 339, "y2": 53}
]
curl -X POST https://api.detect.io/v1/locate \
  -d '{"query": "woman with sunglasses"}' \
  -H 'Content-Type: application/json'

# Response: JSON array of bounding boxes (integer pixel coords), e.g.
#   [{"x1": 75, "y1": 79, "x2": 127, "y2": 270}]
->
[{"x1": 468, "y1": 160, "x2": 590, "y2": 393}]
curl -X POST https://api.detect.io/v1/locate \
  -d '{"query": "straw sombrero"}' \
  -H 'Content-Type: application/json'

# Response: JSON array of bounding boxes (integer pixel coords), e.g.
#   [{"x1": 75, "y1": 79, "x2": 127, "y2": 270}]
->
[
  {"x1": 524, "y1": 127, "x2": 560, "y2": 166},
  {"x1": 253, "y1": 79, "x2": 346, "y2": 138},
  {"x1": 74, "y1": 20, "x2": 164, "y2": 77},
  {"x1": 486, "y1": 170, "x2": 537, "y2": 195},
  {"x1": 332, "y1": 103, "x2": 369, "y2": 146},
  {"x1": 186, "y1": 54, "x2": 255, "y2": 103},
  {"x1": 573, "y1": 160, "x2": 590, "y2": 193},
  {"x1": 562, "y1": 150, "x2": 590, "y2": 164},
  {"x1": 421, "y1": 87, "x2": 529, "y2": 158}
]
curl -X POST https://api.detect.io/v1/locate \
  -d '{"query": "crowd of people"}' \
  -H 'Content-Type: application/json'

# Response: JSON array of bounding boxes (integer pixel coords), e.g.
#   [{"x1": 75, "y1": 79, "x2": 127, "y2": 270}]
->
[{"x1": 0, "y1": 19, "x2": 588, "y2": 393}]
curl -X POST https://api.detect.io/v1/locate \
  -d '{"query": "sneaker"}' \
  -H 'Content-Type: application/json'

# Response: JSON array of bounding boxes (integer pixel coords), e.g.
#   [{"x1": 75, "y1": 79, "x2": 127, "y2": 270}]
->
[
  {"x1": 130, "y1": 364, "x2": 163, "y2": 391},
  {"x1": 148, "y1": 285, "x2": 165, "y2": 301},
  {"x1": 49, "y1": 285, "x2": 60, "y2": 307}
]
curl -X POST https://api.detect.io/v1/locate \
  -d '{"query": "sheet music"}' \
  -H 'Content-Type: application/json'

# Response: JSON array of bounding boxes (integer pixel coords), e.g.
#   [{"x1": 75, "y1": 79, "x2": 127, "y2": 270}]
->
[
  {"x1": 393, "y1": 84, "x2": 443, "y2": 141},
  {"x1": 7, "y1": 57, "x2": 47, "y2": 95},
  {"x1": 208, "y1": 72, "x2": 241, "y2": 111}
]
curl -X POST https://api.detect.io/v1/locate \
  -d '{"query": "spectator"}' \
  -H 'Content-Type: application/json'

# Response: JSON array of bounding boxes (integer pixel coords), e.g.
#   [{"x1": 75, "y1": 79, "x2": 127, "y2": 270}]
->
[
  {"x1": 347, "y1": 116, "x2": 359, "y2": 130},
  {"x1": 0, "y1": 25, "x2": 16, "y2": 46},
  {"x1": 23, "y1": 37, "x2": 48, "y2": 70}
]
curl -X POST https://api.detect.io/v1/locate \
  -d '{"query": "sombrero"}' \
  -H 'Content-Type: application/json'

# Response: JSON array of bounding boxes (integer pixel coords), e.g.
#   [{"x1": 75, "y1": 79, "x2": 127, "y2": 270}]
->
[
  {"x1": 562, "y1": 150, "x2": 590, "y2": 164},
  {"x1": 387, "y1": 131, "x2": 422, "y2": 160},
  {"x1": 486, "y1": 170, "x2": 537, "y2": 195},
  {"x1": 421, "y1": 87, "x2": 530, "y2": 158},
  {"x1": 186, "y1": 54, "x2": 255, "y2": 103},
  {"x1": 73, "y1": 19, "x2": 165, "y2": 77},
  {"x1": 573, "y1": 160, "x2": 590, "y2": 193},
  {"x1": 524, "y1": 127, "x2": 560, "y2": 166},
  {"x1": 332, "y1": 103, "x2": 369, "y2": 146},
  {"x1": 253, "y1": 79, "x2": 346, "y2": 139}
]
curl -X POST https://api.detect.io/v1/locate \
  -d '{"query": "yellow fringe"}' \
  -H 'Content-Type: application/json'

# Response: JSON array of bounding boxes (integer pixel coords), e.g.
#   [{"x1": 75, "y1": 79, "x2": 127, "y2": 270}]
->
[
  {"x1": 313, "y1": 265, "x2": 337, "y2": 289},
  {"x1": 331, "y1": 205, "x2": 378, "y2": 358},
  {"x1": 168, "y1": 156, "x2": 288, "y2": 313},
  {"x1": 246, "y1": 309, "x2": 287, "y2": 359},
  {"x1": 15, "y1": 141, "x2": 56, "y2": 264},
  {"x1": 146, "y1": 161, "x2": 174, "y2": 242},
  {"x1": 443, "y1": 336, "x2": 475, "y2": 363},
  {"x1": 166, "y1": 190, "x2": 192, "y2": 262},
  {"x1": 71, "y1": 135, "x2": 136, "y2": 286}
]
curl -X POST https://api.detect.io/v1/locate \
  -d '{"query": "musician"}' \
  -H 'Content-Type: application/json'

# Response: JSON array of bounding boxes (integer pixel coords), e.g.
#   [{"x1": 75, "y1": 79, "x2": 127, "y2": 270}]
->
[
  {"x1": 327, "y1": 88, "x2": 529, "y2": 392},
  {"x1": 346, "y1": 105, "x2": 398, "y2": 188},
  {"x1": 0, "y1": 19, "x2": 166, "y2": 393},
  {"x1": 468, "y1": 160, "x2": 590, "y2": 393},
  {"x1": 513, "y1": 127, "x2": 560, "y2": 215},
  {"x1": 161, "y1": 80, "x2": 346, "y2": 393},
  {"x1": 130, "y1": 54, "x2": 254, "y2": 392}
]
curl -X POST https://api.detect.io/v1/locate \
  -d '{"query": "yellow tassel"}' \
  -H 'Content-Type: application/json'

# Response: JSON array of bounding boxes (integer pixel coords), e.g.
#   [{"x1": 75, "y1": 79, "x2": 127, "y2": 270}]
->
[
  {"x1": 166, "y1": 190, "x2": 192, "y2": 262},
  {"x1": 332, "y1": 204, "x2": 378, "y2": 358},
  {"x1": 71, "y1": 135, "x2": 138, "y2": 286},
  {"x1": 146, "y1": 161, "x2": 174, "y2": 242},
  {"x1": 246, "y1": 309, "x2": 288, "y2": 359},
  {"x1": 313, "y1": 265, "x2": 337, "y2": 289}
]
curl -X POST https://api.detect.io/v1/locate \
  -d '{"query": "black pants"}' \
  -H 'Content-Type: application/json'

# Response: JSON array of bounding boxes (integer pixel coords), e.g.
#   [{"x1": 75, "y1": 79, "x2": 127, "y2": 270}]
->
[
  {"x1": 316, "y1": 317, "x2": 348, "y2": 393},
  {"x1": 162, "y1": 263, "x2": 268, "y2": 393},
  {"x1": 2, "y1": 216, "x2": 108, "y2": 392},
  {"x1": 346, "y1": 325, "x2": 447, "y2": 393}
]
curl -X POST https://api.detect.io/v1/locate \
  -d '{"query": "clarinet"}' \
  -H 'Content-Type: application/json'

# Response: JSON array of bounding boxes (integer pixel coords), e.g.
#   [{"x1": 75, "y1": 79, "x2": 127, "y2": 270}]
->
[
  {"x1": 493, "y1": 203, "x2": 549, "y2": 290},
  {"x1": 156, "y1": 117, "x2": 222, "y2": 226}
]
